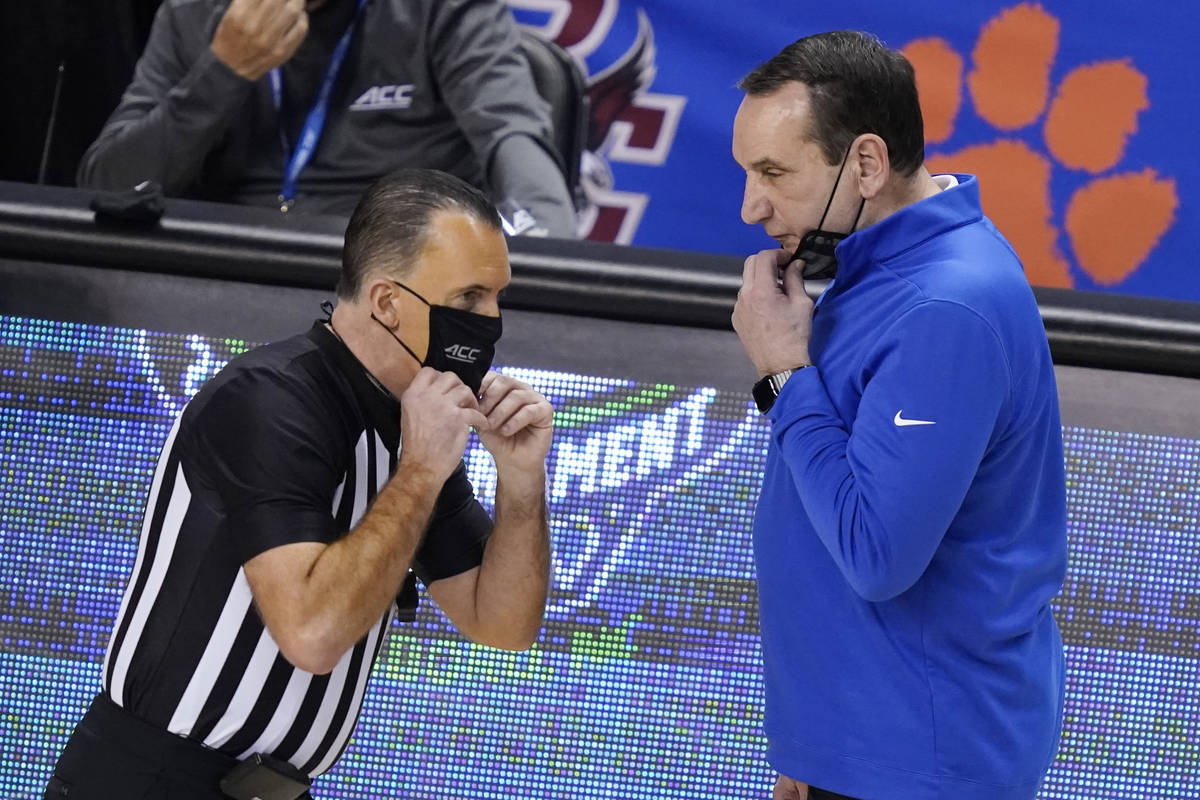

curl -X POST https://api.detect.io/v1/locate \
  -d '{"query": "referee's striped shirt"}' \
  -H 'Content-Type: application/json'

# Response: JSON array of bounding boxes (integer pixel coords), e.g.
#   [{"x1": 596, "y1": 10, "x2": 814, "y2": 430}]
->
[{"x1": 102, "y1": 322, "x2": 492, "y2": 777}]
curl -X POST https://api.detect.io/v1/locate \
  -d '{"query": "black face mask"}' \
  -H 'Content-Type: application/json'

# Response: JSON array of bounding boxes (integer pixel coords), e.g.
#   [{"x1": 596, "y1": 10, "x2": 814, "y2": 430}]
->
[
  {"x1": 371, "y1": 281, "x2": 502, "y2": 394},
  {"x1": 788, "y1": 146, "x2": 867, "y2": 281}
]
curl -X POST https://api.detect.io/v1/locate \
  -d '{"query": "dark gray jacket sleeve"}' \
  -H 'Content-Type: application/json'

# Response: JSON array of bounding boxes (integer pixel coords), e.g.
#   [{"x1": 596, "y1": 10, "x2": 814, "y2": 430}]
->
[
  {"x1": 77, "y1": 0, "x2": 254, "y2": 193},
  {"x1": 489, "y1": 135, "x2": 578, "y2": 238},
  {"x1": 429, "y1": 0, "x2": 578, "y2": 238}
]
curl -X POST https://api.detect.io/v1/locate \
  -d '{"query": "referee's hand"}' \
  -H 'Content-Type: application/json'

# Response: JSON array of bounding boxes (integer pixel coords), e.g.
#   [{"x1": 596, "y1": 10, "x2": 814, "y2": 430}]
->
[
  {"x1": 475, "y1": 371, "x2": 554, "y2": 474},
  {"x1": 398, "y1": 367, "x2": 488, "y2": 484}
]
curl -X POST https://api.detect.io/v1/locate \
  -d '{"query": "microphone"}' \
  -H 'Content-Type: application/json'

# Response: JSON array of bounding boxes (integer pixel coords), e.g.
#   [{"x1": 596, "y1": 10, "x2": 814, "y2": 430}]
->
[{"x1": 37, "y1": 62, "x2": 66, "y2": 185}]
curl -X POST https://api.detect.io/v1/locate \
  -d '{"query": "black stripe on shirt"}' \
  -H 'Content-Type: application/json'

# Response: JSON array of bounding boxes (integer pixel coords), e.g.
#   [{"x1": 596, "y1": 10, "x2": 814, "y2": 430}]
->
[
  {"x1": 297, "y1": 633, "x2": 370, "y2": 775},
  {"x1": 220, "y1": 652, "x2": 301, "y2": 756},
  {"x1": 105, "y1": 440, "x2": 183, "y2": 696},
  {"x1": 320, "y1": 613, "x2": 393, "y2": 771},
  {"x1": 188, "y1": 604, "x2": 272, "y2": 744},
  {"x1": 271, "y1": 672, "x2": 332, "y2": 763}
]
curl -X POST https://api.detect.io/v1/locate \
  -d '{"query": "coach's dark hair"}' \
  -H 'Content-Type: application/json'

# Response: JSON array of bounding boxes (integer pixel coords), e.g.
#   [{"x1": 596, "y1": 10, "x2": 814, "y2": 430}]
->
[
  {"x1": 738, "y1": 30, "x2": 925, "y2": 176},
  {"x1": 338, "y1": 168, "x2": 502, "y2": 299}
]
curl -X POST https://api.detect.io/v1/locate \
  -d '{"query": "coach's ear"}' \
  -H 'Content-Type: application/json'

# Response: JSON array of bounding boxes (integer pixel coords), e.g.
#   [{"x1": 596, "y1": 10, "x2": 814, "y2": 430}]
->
[{"x1": 852, "y1": 133, "x2": 889, "y2": 201}]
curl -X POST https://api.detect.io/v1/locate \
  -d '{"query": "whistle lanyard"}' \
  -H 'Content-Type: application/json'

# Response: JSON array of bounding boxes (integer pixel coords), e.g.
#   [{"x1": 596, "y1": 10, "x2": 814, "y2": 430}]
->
[{"x1": 268, "y1": 0, "x2": 369, "y2": 212}]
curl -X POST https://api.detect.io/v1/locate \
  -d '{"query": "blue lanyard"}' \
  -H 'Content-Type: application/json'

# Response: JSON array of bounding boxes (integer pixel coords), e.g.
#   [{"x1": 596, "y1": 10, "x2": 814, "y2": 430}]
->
[{"x1": 269, "y1": 0, "x2": 369, "y2": 211}]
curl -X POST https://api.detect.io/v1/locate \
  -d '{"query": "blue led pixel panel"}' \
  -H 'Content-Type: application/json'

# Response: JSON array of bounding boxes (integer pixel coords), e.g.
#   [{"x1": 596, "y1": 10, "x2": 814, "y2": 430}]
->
[{"x1": 1, "y1": 315, "x2": 1198, "y2": 798}]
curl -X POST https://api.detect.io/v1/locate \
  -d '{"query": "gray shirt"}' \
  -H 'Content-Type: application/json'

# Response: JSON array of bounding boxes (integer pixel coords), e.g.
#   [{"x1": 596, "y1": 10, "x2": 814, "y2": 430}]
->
[{"x1": 77, "y1": 0, "x2": 577, "y2": 236}]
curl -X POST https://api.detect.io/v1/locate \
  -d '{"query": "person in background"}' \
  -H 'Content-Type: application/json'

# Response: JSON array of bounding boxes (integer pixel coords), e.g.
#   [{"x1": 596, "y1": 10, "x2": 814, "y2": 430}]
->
[
  {"x1": 45, "y1": 169, "x2": 553, "y2": 797},
  {"x1": 730, "y1": 31, "x2": 1067, "y2": 800},
  {"x1": 77, "y1": 0, "x2": 577, "y2": 237}
]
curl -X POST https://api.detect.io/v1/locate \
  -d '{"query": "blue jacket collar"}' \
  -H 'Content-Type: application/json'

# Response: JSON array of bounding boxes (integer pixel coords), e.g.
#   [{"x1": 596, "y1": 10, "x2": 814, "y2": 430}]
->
[{"x1": 831, "y1": 173, "x2": 982, "y2": 287}]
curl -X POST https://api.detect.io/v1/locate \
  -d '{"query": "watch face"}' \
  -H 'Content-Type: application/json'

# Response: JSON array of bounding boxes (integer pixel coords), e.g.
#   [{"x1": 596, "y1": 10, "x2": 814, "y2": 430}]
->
[
  {"x1": 752, "y1": 375, "x2": 778, "y2": 414},
  {"x1": 753, "y1": 369, "x2": 798, "y2": 414}
]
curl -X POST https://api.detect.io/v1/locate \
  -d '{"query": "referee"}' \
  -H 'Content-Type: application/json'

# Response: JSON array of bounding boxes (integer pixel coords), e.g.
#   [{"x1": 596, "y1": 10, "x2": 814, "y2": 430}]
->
[{"x1": 45, "y1": 169, "x2": 553, "y2": 798}]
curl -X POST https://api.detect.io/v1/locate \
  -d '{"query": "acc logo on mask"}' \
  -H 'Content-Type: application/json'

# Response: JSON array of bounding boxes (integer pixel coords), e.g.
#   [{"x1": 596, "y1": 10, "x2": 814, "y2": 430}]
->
[{"x1": 445, "y1": 344, "x2": 481, "y2": 364}]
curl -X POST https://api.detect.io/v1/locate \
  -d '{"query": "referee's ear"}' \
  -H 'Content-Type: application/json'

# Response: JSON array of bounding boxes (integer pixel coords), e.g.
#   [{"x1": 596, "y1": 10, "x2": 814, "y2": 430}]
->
[{"x1": 364, "y1": 276, "x2": 404, "y2": 328}]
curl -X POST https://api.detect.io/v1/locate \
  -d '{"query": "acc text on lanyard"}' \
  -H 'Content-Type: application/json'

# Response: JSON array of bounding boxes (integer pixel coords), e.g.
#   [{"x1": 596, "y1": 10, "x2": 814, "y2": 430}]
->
[{"x1": 269, "y1": 0, "x2": 369, "y2": 212}]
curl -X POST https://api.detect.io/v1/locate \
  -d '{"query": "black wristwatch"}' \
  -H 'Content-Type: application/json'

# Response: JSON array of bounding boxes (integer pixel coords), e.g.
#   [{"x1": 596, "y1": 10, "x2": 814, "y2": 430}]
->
[{"x1": 752, "y1": 366, "x2": 808, "y2": 414}]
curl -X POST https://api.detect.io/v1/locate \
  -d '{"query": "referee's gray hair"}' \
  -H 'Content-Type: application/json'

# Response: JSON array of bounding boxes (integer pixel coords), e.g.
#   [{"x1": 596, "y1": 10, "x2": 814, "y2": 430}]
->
[{"x1": 338, "y1": 168, "x2": 502, "y2": 299}]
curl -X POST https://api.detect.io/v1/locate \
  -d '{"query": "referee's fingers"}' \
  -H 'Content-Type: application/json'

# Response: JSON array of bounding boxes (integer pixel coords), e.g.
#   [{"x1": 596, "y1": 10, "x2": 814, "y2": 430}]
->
[
  {"x1": 431, "y1": 368, "x2": 464, "y2": 391},
  {"x1": 496, "y1": 401, "x2": 550, "y2": 437},
  {"x1": 461, "y1": 407, "x2": 489, "y2": 430},
  {"x1": 478, "y1": 375, "x2": 528, "y2": 416},
  {"x1": 444, "y1": 382, "x2": 479, "y2": 410},
  {"x1": 409, "y1": 366, "x2": 441, "y2": 390}
]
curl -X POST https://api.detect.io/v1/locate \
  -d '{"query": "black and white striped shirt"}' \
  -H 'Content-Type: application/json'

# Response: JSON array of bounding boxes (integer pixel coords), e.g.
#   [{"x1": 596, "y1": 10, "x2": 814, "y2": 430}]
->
[{"x1": 103, "y1": 322, "x2": 492, "y2": 776}]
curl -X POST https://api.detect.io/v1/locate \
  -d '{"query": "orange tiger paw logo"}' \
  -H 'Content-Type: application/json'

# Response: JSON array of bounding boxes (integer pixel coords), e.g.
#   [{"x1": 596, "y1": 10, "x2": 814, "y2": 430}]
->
[{"x1": 902, "y1": 3, "x2": 1179, "y2": 288}]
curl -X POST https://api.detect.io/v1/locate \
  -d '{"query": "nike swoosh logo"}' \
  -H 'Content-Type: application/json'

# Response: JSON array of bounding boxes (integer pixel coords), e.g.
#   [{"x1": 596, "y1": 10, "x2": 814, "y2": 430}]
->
[{"x1": 894, "y1": 410, "x2": 936, "y2": 427}]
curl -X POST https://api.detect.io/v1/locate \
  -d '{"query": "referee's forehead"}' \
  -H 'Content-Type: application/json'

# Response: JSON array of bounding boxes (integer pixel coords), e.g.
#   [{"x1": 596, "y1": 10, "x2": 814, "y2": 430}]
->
[{"x1": 406, "y1": 210, "x2": 511, "y2": 299}]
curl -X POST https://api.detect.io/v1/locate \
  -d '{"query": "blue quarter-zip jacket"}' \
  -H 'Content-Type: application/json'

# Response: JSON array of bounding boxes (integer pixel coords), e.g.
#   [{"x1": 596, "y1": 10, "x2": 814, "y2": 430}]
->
[{"x1": 755, "y1": 175, "x2": 1067, "y2": 799}]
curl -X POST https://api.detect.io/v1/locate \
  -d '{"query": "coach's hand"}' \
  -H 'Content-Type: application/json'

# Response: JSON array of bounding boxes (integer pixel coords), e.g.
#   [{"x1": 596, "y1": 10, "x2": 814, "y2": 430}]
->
[
  {"x1": 772, "y1": 774, "x2": 810, "y2": 800},
  {"x1": 211, "y1": 0, "x2": 309, "y2": 81},
  {"x1": 475, "y1": 372, "x2": 553, "y2": 474},
  {"x1": 732, "y1": 248, "x2": 814, "y2": 377},
  {"x1": 398, "y1": 368, "x2": 489, "y2": 484}
]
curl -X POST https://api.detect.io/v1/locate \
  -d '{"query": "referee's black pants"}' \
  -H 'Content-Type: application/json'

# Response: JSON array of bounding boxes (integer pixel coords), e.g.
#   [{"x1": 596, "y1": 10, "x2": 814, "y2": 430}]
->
[{"x1": 44, "y1": 692, "x2": 313, "y2": 799}]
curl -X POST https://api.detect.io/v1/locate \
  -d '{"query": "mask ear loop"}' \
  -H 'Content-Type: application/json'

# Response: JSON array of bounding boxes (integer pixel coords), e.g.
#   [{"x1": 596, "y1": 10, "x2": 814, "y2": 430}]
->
[
  {"x1": 849, "y1": 196, "x2": 866, "y2": 233},
  {"x1": 388, "y1": 279, "x2": 431, "y2": 307},
  {"x1": 814, "y1": 142, "x2": 855, "y2": 233},
  {"x1": 371, "y1": 313, "x2": 423, "y2": 365},
  {"x1": 368, "y1": 278, "x2": 432, "y2": 365},
  {"x1": 787, "y1": 142, "x2": 859, "y2": 270}
]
